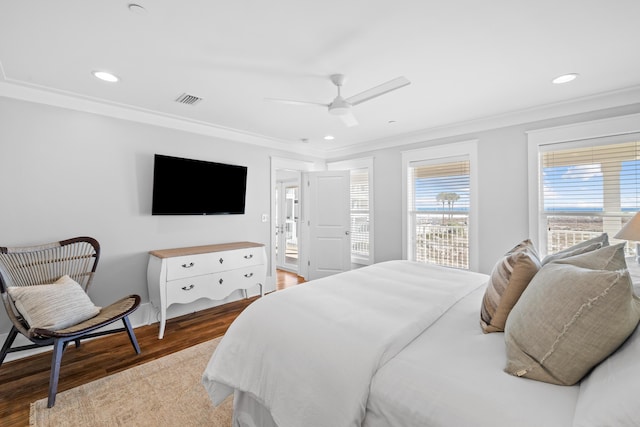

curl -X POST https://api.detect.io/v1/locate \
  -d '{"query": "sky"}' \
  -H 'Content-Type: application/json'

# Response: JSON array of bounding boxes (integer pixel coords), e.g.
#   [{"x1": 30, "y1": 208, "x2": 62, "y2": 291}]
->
[
  {"x1": 412, "y1": 159, "x2": 640, "y2": 213},
  {"x1": 543, "y1": 160, "x2": 640, "y2": 211},
  {"x1": 414, "y1": 175, "x2": 470, "y2": 212}
]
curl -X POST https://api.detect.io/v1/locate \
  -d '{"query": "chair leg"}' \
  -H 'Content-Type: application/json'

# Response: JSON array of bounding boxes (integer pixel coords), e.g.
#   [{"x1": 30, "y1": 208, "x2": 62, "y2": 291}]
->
[
  {"x1": 48, "y1": 339, "x2": 65, "y2": 408},
  {"x1": 74, "y1": 339, "x2": 81, "y2": 348},
  {"x1": 122, "y1": 316, "x2": 141, "y2": 354},
  {"x1": 0, "y1": 326, "x2": 19, "y2": 367}
]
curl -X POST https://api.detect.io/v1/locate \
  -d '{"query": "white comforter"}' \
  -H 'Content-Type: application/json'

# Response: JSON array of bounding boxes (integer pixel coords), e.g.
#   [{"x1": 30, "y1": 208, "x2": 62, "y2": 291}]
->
[{"x1": 202, "y1": 260, "x2": 489, "y2": 427}]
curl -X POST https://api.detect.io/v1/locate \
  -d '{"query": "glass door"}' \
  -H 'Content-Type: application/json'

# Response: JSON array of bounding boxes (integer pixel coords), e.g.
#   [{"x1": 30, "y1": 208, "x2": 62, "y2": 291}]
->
[{"x1": 275, "y1": 180, "x2": 299, "y2": 272}]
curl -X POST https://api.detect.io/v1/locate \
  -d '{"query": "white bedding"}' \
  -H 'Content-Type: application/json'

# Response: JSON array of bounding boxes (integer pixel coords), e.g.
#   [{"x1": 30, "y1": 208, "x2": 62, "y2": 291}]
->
[
  {"x1": 202, "y1": 260, "x2": 488, "y2": 427},
  {"x1": 363, "y1": 286, "x2": 580, "y2": 427}
]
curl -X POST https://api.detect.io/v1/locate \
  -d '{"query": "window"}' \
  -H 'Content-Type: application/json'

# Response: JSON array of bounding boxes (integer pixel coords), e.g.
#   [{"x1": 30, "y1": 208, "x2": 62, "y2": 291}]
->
[
  {"x1": 527, "y1": 113, "x2": 640, "y2": 257},
  {"x1": 402, "y1": 141, "x2": 478, "y2": 270},
  {"x1": 327, "y1": 158, "x2": 374, "y2": 265},
  {"x1": 349, "y1": 168, "x2": 371, "y2": 263},
  {"x1": 539, "y1": 138, "x2": 640, "y2": 256}
]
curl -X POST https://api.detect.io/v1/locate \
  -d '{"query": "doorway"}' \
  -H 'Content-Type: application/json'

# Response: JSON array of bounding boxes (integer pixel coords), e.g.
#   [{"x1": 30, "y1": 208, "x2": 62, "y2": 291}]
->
[{"x1": 275, "y1": 173, "x2": 300, "y2": 273}]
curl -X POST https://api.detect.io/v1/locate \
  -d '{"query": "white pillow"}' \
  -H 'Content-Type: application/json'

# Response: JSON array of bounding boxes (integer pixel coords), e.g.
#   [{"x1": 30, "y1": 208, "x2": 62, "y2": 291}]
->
[
  {"x1": 573, "y1": 321, "x2": 640, "y2": 427},
  {"x1": 8, "y1": 275, "x2": 100, "y2": 331}
]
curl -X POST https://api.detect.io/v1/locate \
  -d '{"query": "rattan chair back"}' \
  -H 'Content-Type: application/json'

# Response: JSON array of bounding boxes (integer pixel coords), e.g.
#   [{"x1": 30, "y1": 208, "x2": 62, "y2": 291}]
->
[{"x1": 0, "y1": 237, "x2": 99, "y2": 338}]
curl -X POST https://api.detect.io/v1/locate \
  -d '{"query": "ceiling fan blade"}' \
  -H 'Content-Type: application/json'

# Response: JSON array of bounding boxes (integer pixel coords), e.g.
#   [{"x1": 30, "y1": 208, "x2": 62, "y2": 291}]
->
[
  {"x1": 346, "y1": 76, "x2": 410, "y2": 106},
  {"x1": 339, "y1": 111, "x2": 359, "y2": 127},
  {"x1": 264, "y1": 97, "x2": 328, "y2": 108}
]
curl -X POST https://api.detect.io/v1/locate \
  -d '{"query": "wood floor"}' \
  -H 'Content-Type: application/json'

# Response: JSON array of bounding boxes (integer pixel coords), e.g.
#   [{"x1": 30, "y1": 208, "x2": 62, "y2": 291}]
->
[{"x1": 0, "y1": 269, "x2": 305, "y2": 427}]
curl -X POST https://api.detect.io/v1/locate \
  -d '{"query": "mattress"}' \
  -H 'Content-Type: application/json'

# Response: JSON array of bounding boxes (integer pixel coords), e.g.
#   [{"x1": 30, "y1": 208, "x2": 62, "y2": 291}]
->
[{"x1": 202, "y1": 260, "x2": 489, "y2": 427}]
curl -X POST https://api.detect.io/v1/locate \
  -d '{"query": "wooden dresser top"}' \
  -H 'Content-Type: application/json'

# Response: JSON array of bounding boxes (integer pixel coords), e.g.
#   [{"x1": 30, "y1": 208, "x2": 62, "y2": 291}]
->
[{"x1": 149, "y1": 241, "x2": 264, "y2": 258}]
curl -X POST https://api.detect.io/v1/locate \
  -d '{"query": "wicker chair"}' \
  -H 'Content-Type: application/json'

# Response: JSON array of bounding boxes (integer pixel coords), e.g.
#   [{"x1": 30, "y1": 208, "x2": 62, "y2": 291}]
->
[{"x1": 0, "y1": 236, "x2": 141, "y2": 407}]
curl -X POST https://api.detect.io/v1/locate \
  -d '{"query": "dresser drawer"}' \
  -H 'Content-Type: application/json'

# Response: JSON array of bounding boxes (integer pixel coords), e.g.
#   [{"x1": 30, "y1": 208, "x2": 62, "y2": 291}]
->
[
  {"x1": 166, "y1": 274, "x2": 225, "y2": 305},
  {"x1": 165, "y1": 253, "x2": 215, "y2": 281},
  {"x1": 229, "y1": 265, "x2": 267, "y2": 287},
  {"x1": 213, "y1": 247, "x2": 264, "y2": 271},
  {"x1": 166, "y1": 248, "x2": 264, "y2": 281}
]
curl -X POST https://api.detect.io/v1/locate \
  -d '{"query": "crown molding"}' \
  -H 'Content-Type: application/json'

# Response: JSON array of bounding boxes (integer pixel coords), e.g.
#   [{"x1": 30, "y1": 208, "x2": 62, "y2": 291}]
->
[
  {"x1": 2, "y1": 76, "x2": 640, "y2": 162},
  {"x1": 0, "y1": 80, "x2": 327, "y2": 159},
  {"x1": 323, "y1": 85, "x2": 640, "y2": 159}
]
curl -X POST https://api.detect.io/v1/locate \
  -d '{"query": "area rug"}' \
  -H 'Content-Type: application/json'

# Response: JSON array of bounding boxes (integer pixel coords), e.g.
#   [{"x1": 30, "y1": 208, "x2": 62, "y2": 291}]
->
[{"x1": 30, "y1": 337, "x2": 232, "y2": 426}]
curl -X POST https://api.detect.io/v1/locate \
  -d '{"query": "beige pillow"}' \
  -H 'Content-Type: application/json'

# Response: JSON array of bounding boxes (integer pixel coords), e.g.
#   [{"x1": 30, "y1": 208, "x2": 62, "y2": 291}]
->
[
  {"x1": 541, "y1": 233, "x2": 609, "y2": 265},
  {"x1": 8, "y1": 275, "x2": 100, "y2": 331},
  {"x1": 504, "y1": 263, "x2": 640, "y2": 385},
  {"x1": 480, "y1": 239, "x2": 541, "y2": 333}
]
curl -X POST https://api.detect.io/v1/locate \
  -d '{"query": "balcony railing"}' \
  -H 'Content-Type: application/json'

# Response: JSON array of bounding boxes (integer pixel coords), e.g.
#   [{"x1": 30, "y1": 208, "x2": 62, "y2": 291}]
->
[
  {"x1": 547, "y1": 229, "x2": 636, "y2": 257},
  {"x1": 350, "y1": 213, "x2": 370, "y2": 257},
  {"x1": 547, "y1": 229, "x2": 603, "y2": 255},
  {"x1": 412, "y1": 212, "x2": 468, "y2": 269},
  {"x1": 412, "y1": 214, "x2": 637, "y2": 270}
]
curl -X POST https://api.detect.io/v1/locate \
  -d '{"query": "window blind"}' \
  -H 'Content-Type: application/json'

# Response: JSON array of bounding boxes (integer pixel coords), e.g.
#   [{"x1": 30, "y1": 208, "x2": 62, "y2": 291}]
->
[
  {"x1": 408, "y1": 157, "x2": 470, "y2": 269},
  {"x1": 540, "y1": 138, "x2": 640, "y2": 255},
  {"x1": 542, "y1": 140, "x2": 640, "y2": 213},
  {"x1": 350, "y1": 168, "x2": 369, "y2": 259}
]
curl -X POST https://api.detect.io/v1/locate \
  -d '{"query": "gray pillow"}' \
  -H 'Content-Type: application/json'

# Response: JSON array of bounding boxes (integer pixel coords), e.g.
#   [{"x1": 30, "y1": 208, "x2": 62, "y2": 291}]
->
[
  {"x1": 504, "y1": 262, "x2": 640, "y2": 385},
  {"x1": 8, "y1": 275, "x2": 101, "y2": 331},
  {"x1": 551, "y1": 242, "x2": 627, "y2": 271},
  {"x1": 541, "y1": 233, "x2": 609, "y2": 265}
]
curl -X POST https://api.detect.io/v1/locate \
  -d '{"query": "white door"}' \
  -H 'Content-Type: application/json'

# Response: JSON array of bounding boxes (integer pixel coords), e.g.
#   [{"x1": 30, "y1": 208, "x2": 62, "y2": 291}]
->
[{"x1": 306, "y1": 170, "x2": 351, "y2": 280}]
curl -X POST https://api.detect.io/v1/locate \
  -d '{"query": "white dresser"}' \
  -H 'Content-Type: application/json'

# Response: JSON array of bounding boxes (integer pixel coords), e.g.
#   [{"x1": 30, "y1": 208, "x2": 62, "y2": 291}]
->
[{"x1": 147, "y1": 241, "x2": 266, "y2": 338}]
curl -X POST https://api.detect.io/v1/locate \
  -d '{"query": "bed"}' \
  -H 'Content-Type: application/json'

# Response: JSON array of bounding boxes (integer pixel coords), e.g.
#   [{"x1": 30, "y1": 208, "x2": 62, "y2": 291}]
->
[{"x1": 202, "y1": 239, "x2": 640, "y2": 427}]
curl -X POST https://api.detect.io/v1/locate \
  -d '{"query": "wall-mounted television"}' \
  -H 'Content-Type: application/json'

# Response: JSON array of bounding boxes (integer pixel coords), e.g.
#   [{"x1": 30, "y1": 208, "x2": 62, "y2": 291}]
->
[{"x1": 152, "y1": 154, "x2": 247, "y2": 215}]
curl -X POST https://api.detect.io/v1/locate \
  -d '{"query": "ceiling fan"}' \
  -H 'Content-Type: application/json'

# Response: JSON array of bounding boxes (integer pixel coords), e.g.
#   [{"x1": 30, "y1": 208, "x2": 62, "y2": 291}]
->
[{"x1": 265, "y1": 74, "x2": 410, "y2": 127}]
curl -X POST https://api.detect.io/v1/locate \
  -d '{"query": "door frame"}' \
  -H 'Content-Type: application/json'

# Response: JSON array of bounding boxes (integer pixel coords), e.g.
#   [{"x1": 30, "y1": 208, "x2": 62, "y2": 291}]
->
[{"x1": 270, "y1": 157, "x2": 317, "y2": 283}]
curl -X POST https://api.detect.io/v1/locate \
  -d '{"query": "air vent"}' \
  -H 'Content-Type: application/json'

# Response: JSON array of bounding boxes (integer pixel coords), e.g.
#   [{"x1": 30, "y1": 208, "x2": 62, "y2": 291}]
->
[{"x1": 175, "y1": 93, "x2": 203, "y2": 105}]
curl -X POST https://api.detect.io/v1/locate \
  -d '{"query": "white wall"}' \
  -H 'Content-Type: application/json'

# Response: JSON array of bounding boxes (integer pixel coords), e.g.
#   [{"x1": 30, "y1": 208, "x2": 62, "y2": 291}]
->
[{"x1": 0, "y1": 97, "x2": 320, "y2": 337}]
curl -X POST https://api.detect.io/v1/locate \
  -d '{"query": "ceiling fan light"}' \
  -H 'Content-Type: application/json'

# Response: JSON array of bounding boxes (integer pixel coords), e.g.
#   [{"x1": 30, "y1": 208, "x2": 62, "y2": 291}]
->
[
  {"x1": 328, "y1": 95, "x2": 358, "y2": 125},
  {"x1": 328, "y1": 96, "x2": 351, "y2": 116},
  {"x1": 329, "y1": 106, "x2": 351, "y2": 116}
]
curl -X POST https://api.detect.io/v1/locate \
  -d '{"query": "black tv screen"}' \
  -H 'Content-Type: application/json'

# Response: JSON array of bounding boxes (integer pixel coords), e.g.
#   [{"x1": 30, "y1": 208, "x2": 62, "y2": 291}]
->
[{"x1": 152, "y1": 154, "x2": 247, "y2": 215}]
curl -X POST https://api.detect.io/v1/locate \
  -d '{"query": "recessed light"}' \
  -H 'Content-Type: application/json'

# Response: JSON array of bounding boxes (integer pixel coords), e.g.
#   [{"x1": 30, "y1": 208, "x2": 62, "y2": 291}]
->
[
  {"x1": 324, "y1": 135, "x2": 335, "y2": 140},
  {"x1": 92, "y1": 71, "x2": 119, "y2": 83},
  {"x1": 552, "y1": 73, "x2": 579, "y2": 84}
]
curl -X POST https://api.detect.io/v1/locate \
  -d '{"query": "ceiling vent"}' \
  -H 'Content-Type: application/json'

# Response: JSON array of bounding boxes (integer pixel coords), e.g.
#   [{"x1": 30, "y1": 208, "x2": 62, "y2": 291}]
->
[{"x1": 175, "y1": 93, "x2": 203, "y2": 105}]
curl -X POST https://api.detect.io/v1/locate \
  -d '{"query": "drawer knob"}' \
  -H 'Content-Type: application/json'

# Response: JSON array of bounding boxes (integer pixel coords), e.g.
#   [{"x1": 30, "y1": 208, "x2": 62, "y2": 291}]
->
[
  {"x1": 244, "y1": 254, "x2": 253, "y2": 259},
  {"x1": 181, "y1": 284, "x2": 195, "y2": 291},
  {"x1": 181, "y1": 262, "x2": 195, "y2": 268},
  {"x1": 219, "y1": 258, "x2": 224, "y2": 264},
  {"x1": 219, "y1": 278, "x2": 224, "y2": 285},
  {"x1": 244, "y1": 272, "x2": 254, "y2": 278}
]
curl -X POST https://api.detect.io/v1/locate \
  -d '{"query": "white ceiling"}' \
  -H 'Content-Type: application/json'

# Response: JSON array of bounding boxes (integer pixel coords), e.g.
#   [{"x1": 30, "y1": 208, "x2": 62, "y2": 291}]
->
[{"x1": 2, "y1": 1, "x2": 640, "y2": 156}]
